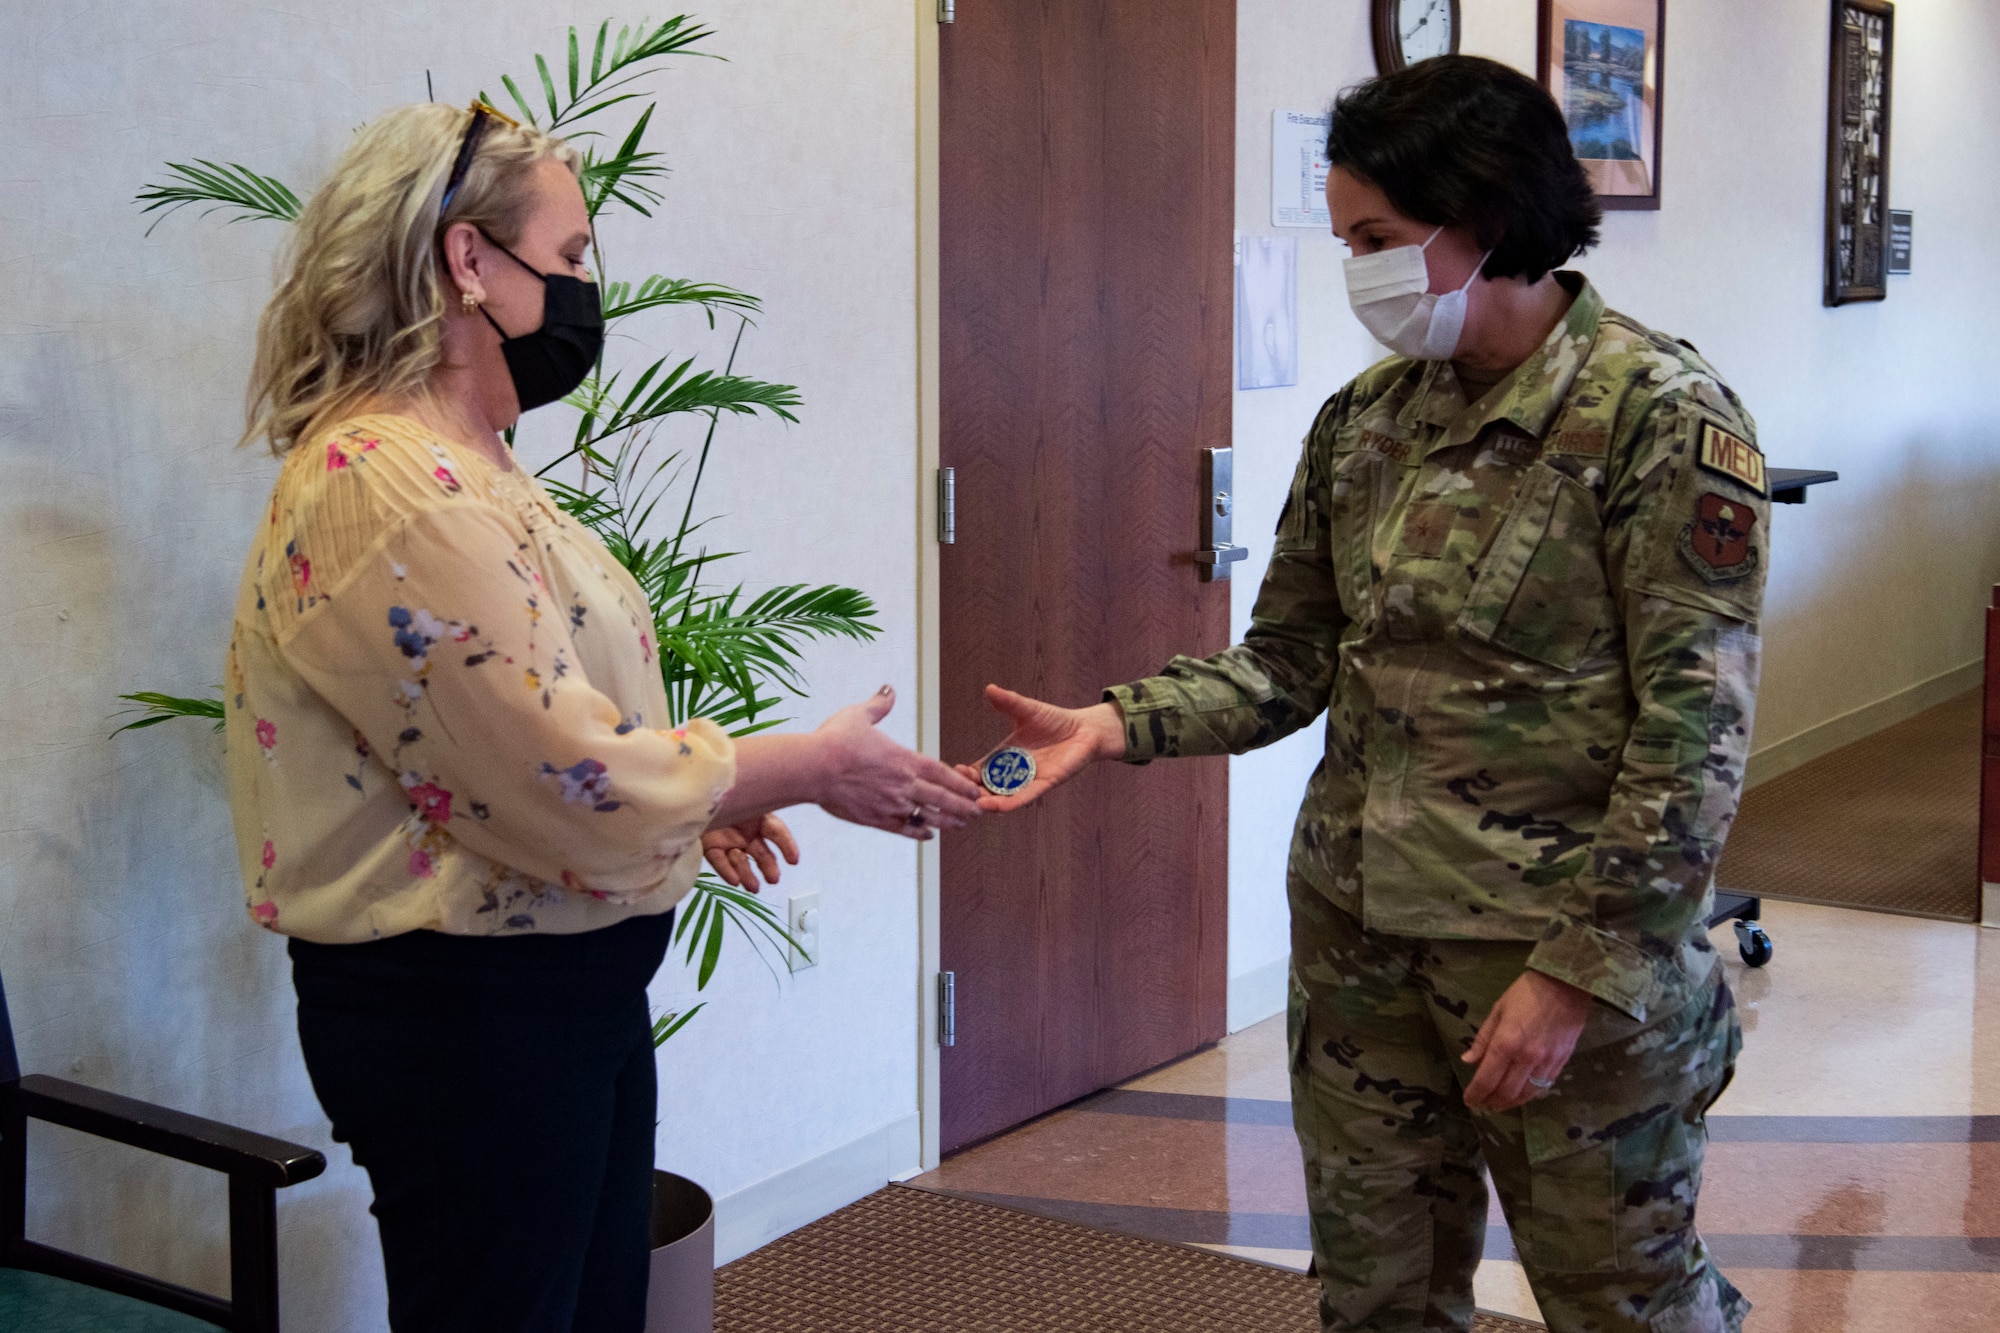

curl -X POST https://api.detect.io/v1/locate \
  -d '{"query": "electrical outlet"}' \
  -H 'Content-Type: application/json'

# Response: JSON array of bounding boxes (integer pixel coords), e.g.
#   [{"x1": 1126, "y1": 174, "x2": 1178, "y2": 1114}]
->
[{"x1": 787, "y1": 892, "x2": 820, "y2": 972}]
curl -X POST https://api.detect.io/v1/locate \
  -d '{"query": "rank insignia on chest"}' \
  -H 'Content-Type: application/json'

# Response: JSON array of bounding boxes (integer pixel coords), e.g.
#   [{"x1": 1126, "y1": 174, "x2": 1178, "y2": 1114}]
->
[
  {"x1": 1679, "y1": 492, "x2": 1760, "y2": 583},
  {"x1": 1697, "y1": 422, "x2": 1766, "y2": 497},
  {"x1": 1485, "y1": 428, "x2": 1540, "y2": 465}
]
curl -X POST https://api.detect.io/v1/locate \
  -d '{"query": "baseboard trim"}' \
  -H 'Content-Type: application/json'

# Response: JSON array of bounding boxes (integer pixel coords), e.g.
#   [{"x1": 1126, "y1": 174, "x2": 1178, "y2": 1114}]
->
[
  {"x1": 1984, "y1": 883, "x2": 2000, "y2": 930},
  {"x1": 1227, "y1": 955, "x2": 1290, "y2": 1034},
  {"x1": 1758, "y1": 891, "x2": 1976, "y2": 925},
  {"x1": 713, "y1": 1113, "x2": 921, "y2": 1265},
  {"x1": 1745, "y1": 660, "x2": 1981, "y2": 791}
]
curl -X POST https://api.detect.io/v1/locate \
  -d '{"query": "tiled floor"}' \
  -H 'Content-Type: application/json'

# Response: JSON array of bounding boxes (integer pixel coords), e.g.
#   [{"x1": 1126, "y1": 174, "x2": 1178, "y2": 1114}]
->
[{"x1": 911, "y1": 900, "x2": 2000, "y2": 1331}]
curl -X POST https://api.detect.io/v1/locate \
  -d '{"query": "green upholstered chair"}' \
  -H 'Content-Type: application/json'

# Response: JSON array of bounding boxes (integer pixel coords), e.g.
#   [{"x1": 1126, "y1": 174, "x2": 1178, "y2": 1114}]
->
[{"x1": 0, "y1": 970, "x2": 325, "y2": 1332}]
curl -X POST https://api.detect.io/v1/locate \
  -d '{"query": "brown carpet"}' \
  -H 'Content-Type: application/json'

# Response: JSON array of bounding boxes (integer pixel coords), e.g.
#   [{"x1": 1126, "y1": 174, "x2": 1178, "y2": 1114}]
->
[
  {"x1": 715, "y1": 1185, "x2": 1542, "y2": 1332},
  {"x1": 1717, "y1": 688, "x2": 1980, "y2": 921}
]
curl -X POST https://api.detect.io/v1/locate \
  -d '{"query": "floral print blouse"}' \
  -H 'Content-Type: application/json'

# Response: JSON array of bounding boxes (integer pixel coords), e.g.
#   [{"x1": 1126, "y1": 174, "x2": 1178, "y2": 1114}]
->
[{"x1": 224, "y1": 414, "x2": 736, "y2": 943}]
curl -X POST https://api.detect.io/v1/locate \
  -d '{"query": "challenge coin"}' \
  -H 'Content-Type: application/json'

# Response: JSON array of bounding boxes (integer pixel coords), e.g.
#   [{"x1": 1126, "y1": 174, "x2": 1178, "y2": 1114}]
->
[{"x1": 980, "y1": 746, "x2": 1037, "y2": 797}]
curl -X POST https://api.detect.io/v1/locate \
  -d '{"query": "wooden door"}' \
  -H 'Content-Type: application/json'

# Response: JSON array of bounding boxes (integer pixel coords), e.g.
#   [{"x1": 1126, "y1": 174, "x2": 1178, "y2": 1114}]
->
[{"x1": 937, "y1": 0, "x2": 1236, "y2": 1154}]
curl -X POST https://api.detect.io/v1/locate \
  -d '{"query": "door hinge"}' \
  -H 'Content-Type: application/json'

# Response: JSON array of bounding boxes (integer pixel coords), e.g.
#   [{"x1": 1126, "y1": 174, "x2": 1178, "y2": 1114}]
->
[
  {"x1": 937, "y1": 467, "x2": 956, "y2": 545},
  {"x1": 937, "y1": 970, "x2": 956, "y2": 1046},
  {"x1": 938, "y1": 0, "x2": 955, "y2": 23}
]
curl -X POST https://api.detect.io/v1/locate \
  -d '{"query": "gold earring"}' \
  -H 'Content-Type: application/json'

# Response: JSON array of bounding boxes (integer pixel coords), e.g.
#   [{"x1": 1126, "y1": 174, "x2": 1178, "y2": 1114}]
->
[{"x1": 462, "y1": 291, "x2": 479, "y2": 313}]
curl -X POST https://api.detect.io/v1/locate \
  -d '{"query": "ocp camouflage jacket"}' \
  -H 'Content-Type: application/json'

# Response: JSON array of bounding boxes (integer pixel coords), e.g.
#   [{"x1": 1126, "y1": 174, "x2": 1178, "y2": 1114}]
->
[{"x1": 1106, "y1": 277, "x2": 1770, "y2": 1024}]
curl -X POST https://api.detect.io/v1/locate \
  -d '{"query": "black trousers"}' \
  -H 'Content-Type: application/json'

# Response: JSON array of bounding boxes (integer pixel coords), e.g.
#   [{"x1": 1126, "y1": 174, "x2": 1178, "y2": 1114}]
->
[{"x1": 290, "y1": 911, "x2": 674, "y2": 1333}]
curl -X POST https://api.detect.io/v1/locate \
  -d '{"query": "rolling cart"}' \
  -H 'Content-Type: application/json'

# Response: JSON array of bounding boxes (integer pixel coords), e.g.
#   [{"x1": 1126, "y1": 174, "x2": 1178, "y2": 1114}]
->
[
  {"x1": 1700, "y1": 467, "x2": 1839, "y2": 970},
  {"x1": 1709, "y1": 890, "x2": 1773, "y2": 967}
]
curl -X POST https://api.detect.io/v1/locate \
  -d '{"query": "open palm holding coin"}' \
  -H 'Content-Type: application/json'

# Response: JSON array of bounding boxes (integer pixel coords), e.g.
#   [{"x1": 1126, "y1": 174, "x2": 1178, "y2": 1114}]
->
[{"x1": 956, "y1": 685, "x2": 1126, "y2": 813}]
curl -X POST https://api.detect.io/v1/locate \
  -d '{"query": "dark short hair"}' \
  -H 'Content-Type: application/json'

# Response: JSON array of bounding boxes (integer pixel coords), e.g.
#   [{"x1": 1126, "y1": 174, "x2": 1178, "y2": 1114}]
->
[{"x1": 1324, "y1": 56, "x2": 1601, "y2": 283}]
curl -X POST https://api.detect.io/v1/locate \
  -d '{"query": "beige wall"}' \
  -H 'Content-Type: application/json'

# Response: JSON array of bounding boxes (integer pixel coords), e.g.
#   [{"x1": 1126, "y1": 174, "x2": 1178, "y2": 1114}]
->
[
  {"x1": 0, "y1": 2, "x2": 925, "y2": 1326},
  {"x1": 1225, "y1": 0, "x2": 2000, "y2": 1008}
]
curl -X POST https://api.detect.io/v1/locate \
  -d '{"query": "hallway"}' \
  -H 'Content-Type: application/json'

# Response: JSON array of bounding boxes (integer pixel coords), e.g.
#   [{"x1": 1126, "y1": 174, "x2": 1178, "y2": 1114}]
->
[{"x1": 913, "y1": 901, "x2": 2000, "y2": 1331}]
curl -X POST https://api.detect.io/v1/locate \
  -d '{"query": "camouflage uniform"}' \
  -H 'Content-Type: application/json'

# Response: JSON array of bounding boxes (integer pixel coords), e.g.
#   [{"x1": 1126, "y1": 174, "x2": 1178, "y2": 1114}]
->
[{"x1": 1105, "y1": 278, "x2": 1766, "y2": 1332}]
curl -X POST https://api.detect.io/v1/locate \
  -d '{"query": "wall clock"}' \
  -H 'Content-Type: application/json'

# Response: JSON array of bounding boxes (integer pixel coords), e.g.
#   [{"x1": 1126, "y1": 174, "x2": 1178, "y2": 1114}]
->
[{"x1": 1372, "y1": 0, "x2": 1461, "y2": 74}]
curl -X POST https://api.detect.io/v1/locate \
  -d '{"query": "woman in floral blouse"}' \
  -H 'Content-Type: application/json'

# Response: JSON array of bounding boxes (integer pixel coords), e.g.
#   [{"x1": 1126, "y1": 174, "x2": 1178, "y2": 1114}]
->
[{"x1": 224, "y1": 101, "x2": 980, "y2": 1333}]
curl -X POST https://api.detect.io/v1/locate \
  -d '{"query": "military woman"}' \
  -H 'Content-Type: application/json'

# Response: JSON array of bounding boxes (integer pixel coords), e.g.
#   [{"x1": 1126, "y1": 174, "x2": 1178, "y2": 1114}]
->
[{"x1": 965, "y1": 56, "x2": 1767, "y2": 1333}]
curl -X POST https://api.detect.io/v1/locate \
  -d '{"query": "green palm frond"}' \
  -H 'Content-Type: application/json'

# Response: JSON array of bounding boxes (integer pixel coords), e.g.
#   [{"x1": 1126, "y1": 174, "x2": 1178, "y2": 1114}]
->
[
  {"x1": 489, "y1": 15, "x2": 717, "y2": 133},
  {"x1": 113, "y1": 691, "x2": 226, "y2": 735},
  {"x1": 664, "y1": 585, "x2": 880, "y2": 688},
  {"x1": 603, "y1": 276, "x2": 760, "y2": 324},
  {"x1": 557, "y1": 356, "x2": 800, "y2": 458},
  {"x1": 616, "y1": 361, "x2": 802, "y2": 436},
  {"x1": 660, "y1": 584, "x2": 879, "y2": 732},
  {"x1": 135, "y1": 161, "x2": 300, "y2": 234},
  {"x1": 540, "y1": 476, "x2": 626, "y2": 533},
  {"x1": 651, "y1": 1003, "x2": 706, "y2": 1047},
  {"x1": 580, "y1": 104, "x2": 669, "y2": 218},
  {"x1": 675, "y1": 875, "x2": 804, "y2": 990}
]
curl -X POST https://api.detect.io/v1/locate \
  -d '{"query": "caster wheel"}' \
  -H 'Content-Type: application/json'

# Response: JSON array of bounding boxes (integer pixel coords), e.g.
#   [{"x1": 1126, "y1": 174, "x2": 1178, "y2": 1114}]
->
[{"x1": 1735, "y1": 922, "x2": 1773, "y2": 968}]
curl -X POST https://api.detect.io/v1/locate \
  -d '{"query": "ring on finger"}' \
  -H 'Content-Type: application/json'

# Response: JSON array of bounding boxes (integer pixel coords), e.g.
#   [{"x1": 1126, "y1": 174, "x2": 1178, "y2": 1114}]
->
[
  {"x1": 1526, "y1": 1074, "x2": 1557, "y2": 1091},
  {"x1": 906, "y1": 804, "x2": 927, "y2": 828}
]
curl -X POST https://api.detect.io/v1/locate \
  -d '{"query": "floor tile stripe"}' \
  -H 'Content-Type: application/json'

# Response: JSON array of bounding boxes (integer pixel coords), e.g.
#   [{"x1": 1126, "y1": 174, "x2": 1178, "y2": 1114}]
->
[
  {"x1": 937, "y1": 1192, "x2": 2000, "y2": 1274},
  {"x1": 1083, "y1": 1090, "x2": 2000, "y2": 1143},
  {"x1": 1707, "y1": 1116, "x2": 2000, "y2": 1143},
  {"x1": 941, "y1": 1190, "x2": 1309, "y2": 1251},
  {"x1": 1084, "y1": 1089, "x2": 1294, "y2": 1126},
  {"x1": 1711, "y1": 1234, "x2": 2000, "y2": 1273}
]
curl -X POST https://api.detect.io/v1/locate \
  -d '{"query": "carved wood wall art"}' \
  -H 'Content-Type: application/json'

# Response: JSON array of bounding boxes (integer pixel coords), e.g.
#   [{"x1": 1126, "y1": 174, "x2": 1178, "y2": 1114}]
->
[{"x1": 1826, "y1": 0, "x2": 1895, "y2": 306}]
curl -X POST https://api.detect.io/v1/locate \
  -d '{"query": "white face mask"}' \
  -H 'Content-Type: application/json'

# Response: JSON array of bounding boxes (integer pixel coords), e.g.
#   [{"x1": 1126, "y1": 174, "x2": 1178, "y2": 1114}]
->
[{"x1": 1342, "y1": 227, "x2": 1487, "y2": 361}]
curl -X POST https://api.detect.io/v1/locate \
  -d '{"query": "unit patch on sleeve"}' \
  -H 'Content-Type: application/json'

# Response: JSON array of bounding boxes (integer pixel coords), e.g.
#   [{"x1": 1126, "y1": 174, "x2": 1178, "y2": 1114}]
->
[
  {"x1": 1679, "y1": 492, "x2": 1760, "y2": 583},
  {"x1": 1697, "y1": 422, "x2": 1767, "y2": 497}
]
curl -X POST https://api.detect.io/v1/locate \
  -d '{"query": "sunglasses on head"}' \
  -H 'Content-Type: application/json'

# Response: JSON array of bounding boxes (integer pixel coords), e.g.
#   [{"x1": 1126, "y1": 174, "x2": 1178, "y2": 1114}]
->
[{"x1": 440, "y1": 101, "x2": 522, "y2": 216}]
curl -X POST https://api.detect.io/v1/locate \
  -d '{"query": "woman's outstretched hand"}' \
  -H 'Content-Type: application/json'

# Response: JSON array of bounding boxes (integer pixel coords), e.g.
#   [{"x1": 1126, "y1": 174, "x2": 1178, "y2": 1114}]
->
[
  {"x1": 815, "y1": 687, "x2": 985, "y2": 840},
  {"x1": 956, "y1": 685, "x2": 1126, "y2": 813},
  {"x1": 702, "y1": 814, "x2": 799, "y2": 893},
  {"x1": 710, "y1": 687, "x2": 982, "y2": 841}
]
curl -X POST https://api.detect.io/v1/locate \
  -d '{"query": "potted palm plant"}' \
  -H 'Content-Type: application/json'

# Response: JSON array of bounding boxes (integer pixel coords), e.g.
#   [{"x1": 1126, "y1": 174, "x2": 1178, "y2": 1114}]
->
[{"x1": 121, "y1": 17, "x2": 864, "y2": 1330}]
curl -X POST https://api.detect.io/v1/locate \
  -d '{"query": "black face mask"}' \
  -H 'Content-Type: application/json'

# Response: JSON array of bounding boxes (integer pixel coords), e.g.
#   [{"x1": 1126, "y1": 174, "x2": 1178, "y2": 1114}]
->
[{"x1": 476, "y1": 232, "x2": 604, "y2": 413}]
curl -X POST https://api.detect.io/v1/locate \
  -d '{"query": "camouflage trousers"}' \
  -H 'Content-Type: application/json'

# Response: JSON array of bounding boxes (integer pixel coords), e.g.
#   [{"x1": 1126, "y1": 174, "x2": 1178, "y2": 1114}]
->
[{"x1": 1287, "y1": 872, "x2": 1747, "y2": 1333}]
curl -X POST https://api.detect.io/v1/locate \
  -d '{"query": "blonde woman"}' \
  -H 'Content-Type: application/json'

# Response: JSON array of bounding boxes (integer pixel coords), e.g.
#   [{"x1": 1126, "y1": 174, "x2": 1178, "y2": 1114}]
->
[{"x1": 225, "y1": 102, "x2": 979, "y2": 1332}]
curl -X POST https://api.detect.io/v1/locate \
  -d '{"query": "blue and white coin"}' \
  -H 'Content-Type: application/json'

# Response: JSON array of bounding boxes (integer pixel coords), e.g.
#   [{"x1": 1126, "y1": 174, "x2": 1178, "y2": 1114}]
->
[{"x1": 980, "y1": 747, "x2": 1037, "y2": 797}]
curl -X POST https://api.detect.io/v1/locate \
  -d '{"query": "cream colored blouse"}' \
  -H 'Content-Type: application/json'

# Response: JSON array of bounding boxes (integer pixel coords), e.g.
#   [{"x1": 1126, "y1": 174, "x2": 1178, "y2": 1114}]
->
[{"x1": 225, "y1": 414, "x2": 736, "y2": 944}]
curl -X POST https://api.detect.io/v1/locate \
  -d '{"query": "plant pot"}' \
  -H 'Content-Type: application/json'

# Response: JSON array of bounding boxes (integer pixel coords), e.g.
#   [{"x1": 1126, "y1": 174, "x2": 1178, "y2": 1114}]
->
[{"x1": 647, "y1": 1170, "x2": 715, "y2": 1333}]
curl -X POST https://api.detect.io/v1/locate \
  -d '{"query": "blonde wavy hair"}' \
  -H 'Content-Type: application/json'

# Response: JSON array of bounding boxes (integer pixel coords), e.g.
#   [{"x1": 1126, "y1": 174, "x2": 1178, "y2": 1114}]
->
[{"x1": 244, "y1": 103, "x2": 582, "y2": 454}]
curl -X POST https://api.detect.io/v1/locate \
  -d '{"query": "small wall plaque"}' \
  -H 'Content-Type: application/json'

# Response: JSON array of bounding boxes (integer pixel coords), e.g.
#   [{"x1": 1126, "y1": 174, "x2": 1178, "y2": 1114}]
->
[{"x1": 1887, "y1": 209, "x2": 1912, "y2": 275}]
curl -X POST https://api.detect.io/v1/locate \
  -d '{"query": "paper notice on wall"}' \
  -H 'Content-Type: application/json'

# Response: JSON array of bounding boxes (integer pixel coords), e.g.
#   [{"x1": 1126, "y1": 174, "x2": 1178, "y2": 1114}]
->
[
  {"x1": 1236, "y1": 233, "x2": 1298, "y2": 390},
  {"x1": 1272, "y1": 110, "x2": 1331, "y2": 229}
]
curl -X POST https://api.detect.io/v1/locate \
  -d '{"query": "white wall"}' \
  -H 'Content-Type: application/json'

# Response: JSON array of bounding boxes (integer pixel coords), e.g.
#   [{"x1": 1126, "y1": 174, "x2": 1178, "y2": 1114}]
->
[
  {"x1": 0, "y1": 2, "x2": 924, "y2": 1327},
  {"x1": 7, "y1": 1, "x2": 2000, "y2": 1322},
  {"x1": 1228, "y1": 0, "x2": 1386, "y2": 1029},
  {"x1": 1225, "y1": 0, "x2": 2000, "y2": 1024}
]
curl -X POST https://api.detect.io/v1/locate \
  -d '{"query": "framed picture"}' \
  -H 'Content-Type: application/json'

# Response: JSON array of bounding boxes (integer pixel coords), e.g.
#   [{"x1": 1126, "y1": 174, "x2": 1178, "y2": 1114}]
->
[
  {"x1": 1825, "y1": 0, "x2": 1895, "y2": 306},
  {"x1": 1537, "y1": 0, "x2": 1665, "y2": 211}
]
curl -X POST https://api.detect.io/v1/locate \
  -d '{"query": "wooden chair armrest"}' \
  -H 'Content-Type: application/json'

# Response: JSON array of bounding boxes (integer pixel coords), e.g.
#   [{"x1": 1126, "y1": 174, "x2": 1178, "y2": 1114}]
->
[{"x1": 19, "y1": 1075, "x2": 325, "y2": 1189}]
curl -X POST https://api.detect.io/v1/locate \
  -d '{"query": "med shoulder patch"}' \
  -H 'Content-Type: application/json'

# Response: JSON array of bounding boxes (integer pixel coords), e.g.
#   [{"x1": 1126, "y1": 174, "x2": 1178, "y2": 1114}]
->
[
  {"x1": 1679, "y1": 492, "x2": 1760, "y2": 584},
  {"x1": 1697, "y1": 421, "x2": 1767, "y2": 497}
]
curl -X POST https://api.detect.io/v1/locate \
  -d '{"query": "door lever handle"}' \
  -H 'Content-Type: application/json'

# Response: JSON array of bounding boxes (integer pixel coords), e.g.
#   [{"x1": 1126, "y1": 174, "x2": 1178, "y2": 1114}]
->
[{"x1": 1198, "y1": 448, "x2": 1245, "y2": 581}]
